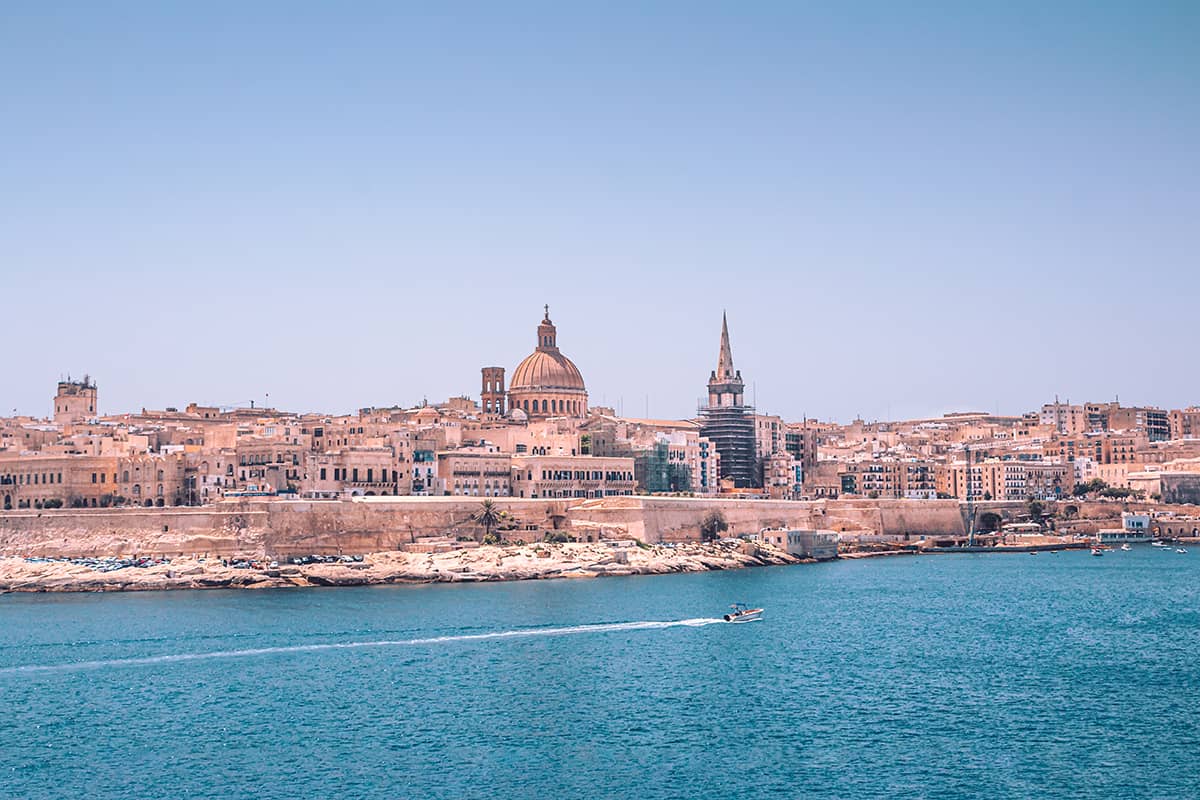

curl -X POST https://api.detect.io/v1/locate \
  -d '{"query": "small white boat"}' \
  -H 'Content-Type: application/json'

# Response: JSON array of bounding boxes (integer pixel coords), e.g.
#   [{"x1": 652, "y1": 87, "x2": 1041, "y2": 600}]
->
[
  {"x1": 724, "y1": 603, "x2": 763, "y2": 623},
  {"x1": 1091, "y1": 547, "x2": 1104, "y2": 557},
  {"x1": 1177, "y1": 548, "x2": 1188, "y2": 554},
  {"x1": 1120, "y1": 543, "x2": 1132, "y2": 552}
]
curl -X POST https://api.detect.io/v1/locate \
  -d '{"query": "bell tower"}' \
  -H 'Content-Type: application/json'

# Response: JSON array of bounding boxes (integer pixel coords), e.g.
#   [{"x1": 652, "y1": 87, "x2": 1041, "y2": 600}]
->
[
  {"x1": 707, "y1": 312, "x2": 745, "y2": 408},
  {"x1": 481, "y1": 367, "x2": 506, "y2": 416},
  {"x1": 700, "y1": 313, "x2": 757, "y2": 487}
]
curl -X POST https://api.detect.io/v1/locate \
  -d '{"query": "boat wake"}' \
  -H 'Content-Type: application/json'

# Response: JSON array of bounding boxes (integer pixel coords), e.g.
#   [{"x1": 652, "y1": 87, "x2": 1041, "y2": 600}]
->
[{"x1": 0, "y1": 617, "x2": 725, "y2": 675}]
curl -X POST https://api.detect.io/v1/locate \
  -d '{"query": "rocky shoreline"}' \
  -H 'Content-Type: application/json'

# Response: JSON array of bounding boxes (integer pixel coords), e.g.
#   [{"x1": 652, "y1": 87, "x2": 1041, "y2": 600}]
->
[{"x1": 0, "y1": 541, "x2": 807, "y2": 594}]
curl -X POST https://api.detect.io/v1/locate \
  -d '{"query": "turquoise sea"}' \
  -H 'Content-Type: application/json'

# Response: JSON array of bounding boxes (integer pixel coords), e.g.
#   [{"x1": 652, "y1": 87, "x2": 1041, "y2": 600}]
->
[{"x1": 2, "y1": 548, "x2": 1199, "y2": 799}]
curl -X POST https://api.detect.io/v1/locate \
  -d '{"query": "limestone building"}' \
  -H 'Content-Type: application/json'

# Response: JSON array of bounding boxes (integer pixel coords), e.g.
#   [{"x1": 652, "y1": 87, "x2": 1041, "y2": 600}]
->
[
  {"x1": 54, "y1": 377, "x2": 97, "y2": 425},
  {"x1": 436, "y1": 446, "x2": 513, "y2": 497},
  {"x1": 510, "y1": 455, "x2": 635, "y2": 499}
]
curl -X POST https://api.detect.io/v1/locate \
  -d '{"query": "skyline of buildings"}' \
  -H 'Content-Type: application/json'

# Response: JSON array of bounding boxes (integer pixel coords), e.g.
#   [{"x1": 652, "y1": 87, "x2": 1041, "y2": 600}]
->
[
  {"x1": 5, "y1": 307, "x2": 1200, "y2": 512},
  {"x1": 19, "y1": 305, "x2": 1176, "y2": 426}
]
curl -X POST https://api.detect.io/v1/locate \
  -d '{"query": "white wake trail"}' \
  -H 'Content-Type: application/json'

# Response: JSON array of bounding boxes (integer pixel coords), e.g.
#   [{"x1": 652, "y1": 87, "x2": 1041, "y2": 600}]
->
[{"x1": 1, "y1": 617, "x2": 725, "y2": 675}]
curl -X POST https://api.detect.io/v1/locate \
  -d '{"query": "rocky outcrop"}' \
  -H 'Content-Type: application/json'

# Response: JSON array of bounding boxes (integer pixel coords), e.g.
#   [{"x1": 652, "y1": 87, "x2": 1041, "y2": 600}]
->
[{"x1": 0, "y1": 540, "x2": 804, "y2": 594}]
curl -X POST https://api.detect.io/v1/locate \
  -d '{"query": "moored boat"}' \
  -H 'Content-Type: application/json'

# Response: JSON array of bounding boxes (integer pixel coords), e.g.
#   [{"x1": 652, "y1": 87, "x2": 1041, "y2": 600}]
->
[
  {"x1": 1091, "y1": 547, "x2": 1104, "y2": 557},
  {"x1": 724, "y1": 603, "x2": 763, "y2": 623}
]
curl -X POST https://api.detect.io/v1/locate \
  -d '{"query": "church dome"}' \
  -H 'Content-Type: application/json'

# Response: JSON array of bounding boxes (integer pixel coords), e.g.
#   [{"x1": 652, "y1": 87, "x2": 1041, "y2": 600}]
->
[
  {"x1": 510, "y1": 350, "x2": 586, "y2": 392},
  {"x1": 506, "y1": 306, "x2": 588, "y2": 419}
]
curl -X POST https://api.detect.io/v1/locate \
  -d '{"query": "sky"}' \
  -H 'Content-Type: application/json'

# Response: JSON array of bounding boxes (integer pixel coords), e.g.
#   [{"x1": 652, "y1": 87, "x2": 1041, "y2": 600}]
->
[{"x1": 2, "y1": 1, "x2": 1197, "y2": 422}]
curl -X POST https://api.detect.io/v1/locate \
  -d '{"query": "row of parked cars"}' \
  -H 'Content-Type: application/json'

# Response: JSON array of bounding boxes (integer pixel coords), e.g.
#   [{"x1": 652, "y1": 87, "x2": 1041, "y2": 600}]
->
[
  {"x1": 22, "y1": 555, "x2": 170, "y2": 573},
  {"x1": 289, "y1": 554, "x2": 365, "y2": 565}
]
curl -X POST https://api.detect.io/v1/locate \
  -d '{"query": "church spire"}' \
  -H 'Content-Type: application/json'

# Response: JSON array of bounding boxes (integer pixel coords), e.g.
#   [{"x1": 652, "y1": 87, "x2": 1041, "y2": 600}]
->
[
  {"x1": 716, "y1": 310, "x2": 735, "y2": 380},
  {"x1": 707, "y1": 311, "x2": 744, "y2": 408}
]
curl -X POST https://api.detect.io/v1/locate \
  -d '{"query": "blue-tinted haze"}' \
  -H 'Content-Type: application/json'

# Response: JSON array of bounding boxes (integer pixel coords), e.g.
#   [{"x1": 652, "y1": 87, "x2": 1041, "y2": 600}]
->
[{"x1": 1, "y1": 2, "x2": 1197, "y2": 420}]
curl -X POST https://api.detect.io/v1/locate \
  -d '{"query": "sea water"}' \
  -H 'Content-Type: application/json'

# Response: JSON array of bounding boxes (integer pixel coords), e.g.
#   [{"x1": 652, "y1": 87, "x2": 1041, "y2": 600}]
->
[{"x1": 2, "y1": 548, "x2": 1198, "y2": 799}]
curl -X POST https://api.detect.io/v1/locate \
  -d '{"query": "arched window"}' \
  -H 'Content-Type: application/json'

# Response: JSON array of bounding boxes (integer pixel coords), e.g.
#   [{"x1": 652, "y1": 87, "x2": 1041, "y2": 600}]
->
[
  {"x1": 541, "y1": 399, "x2": 548, "y2": 413},
  {"x1": 122, "y1": 470, "x2": 129, "y2": 482}
]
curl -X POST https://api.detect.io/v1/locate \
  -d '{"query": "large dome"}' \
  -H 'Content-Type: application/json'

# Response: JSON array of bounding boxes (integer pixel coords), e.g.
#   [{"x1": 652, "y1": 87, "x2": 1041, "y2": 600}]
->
[
  {"x1": 506, "y1": 306, "x2": 588, "y2": 419},
  {"x1": 510, "y1": 349, "x2": 586, "y2": 391}
]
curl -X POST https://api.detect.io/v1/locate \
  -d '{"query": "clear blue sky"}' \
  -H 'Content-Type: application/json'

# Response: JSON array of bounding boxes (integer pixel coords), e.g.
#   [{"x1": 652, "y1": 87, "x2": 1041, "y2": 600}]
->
[{"x1": 2, "y1": 2, "x2": 1197, "y2": 422}]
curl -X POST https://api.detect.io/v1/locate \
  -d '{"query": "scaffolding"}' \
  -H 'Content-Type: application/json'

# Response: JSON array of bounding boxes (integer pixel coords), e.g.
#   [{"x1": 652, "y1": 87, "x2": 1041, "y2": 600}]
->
[
  {"x1": 699, "y1": 403, "x2": 758, "y2": 488},
  {"x1": 635, "y1": 442, "x2": 694, "y2": 494}
]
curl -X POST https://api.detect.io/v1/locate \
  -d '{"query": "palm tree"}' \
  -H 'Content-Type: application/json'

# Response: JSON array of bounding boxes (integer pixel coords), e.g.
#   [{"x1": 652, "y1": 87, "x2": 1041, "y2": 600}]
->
[
  {"x1": 699, "y1": 510, "x2": 729, "y2": 542},
  {"x1": 471, "y1": 500, "x2": 502, "y2": 542}
]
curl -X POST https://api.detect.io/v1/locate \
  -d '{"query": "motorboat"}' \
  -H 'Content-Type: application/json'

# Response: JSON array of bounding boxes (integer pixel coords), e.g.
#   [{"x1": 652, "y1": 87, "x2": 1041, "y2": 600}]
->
[
  {"x1": 1120, "y1": 543, "x2": 1132, "y2": 552},
  {"x1": 1177, "y1": 548, "x2": 1188, "y2": 554},
  {"x1": 1091, "y1": 547, "x2": 1104, "y2": 557},
  {"x1": 723, "y1": 603, "x2": 763, "y2": 623}
]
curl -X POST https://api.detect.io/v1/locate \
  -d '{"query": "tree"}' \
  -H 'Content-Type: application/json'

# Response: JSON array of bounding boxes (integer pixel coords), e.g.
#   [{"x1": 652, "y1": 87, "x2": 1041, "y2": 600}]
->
[
  {"x1": 978, "y1": 512, "x2": 1002, "y2": 532},
  {"x1": 699, "y1": 510, "x2": 729, "y2": 542},
  {"x1": 471, "y1": 500, "x2": 502, "y2": 542},
  {"x1": 1027, "y1": 499, "x2": 1045, "y2": 522},
  {"x1": 1073, "y1": 478, "x2": 1108, "y2": 498}
]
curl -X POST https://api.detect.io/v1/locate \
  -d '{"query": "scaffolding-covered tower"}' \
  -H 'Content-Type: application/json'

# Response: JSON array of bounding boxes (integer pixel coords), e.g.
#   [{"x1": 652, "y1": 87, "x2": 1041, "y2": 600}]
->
[{"x1": 699, "y1": 313, "x2": 759, "y2": 488}]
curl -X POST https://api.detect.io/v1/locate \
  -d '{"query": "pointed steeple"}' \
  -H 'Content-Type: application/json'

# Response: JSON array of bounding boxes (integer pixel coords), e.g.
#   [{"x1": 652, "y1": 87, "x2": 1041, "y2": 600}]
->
[
  {"x1": 716, "y1": 311, "x2": 735, "y2": 380},
  {"x1": 706, "y1": 311, "x2": 745, "y2": 409}
]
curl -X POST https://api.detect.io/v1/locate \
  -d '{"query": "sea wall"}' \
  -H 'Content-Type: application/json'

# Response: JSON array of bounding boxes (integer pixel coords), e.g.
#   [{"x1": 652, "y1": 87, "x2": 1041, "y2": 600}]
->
[{"x1": 0, "y1": 496, "x2": 1147, "y2": 560}]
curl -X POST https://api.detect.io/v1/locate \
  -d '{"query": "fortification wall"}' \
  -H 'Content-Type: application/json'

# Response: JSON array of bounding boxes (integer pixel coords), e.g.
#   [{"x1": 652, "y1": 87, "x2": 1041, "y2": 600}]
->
[
  {"x1": 0, "y1": 496, "x2": 1155, "y2": 559},
  {"x1": 0, "y1": 506, "x2": 267, "y2": 558}
]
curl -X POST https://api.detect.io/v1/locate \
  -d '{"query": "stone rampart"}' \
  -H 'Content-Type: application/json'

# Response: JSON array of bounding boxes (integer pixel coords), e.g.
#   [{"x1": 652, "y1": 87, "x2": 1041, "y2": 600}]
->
[{"x1": 0, "y1": 496, "x2": 1157, "y2": 559}]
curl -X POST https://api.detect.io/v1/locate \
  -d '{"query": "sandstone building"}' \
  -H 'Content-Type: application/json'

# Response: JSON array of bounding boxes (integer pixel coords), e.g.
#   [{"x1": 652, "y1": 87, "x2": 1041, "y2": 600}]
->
[{"x1": 54, "y1": 377, "x2": 97, "y2": 425}]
